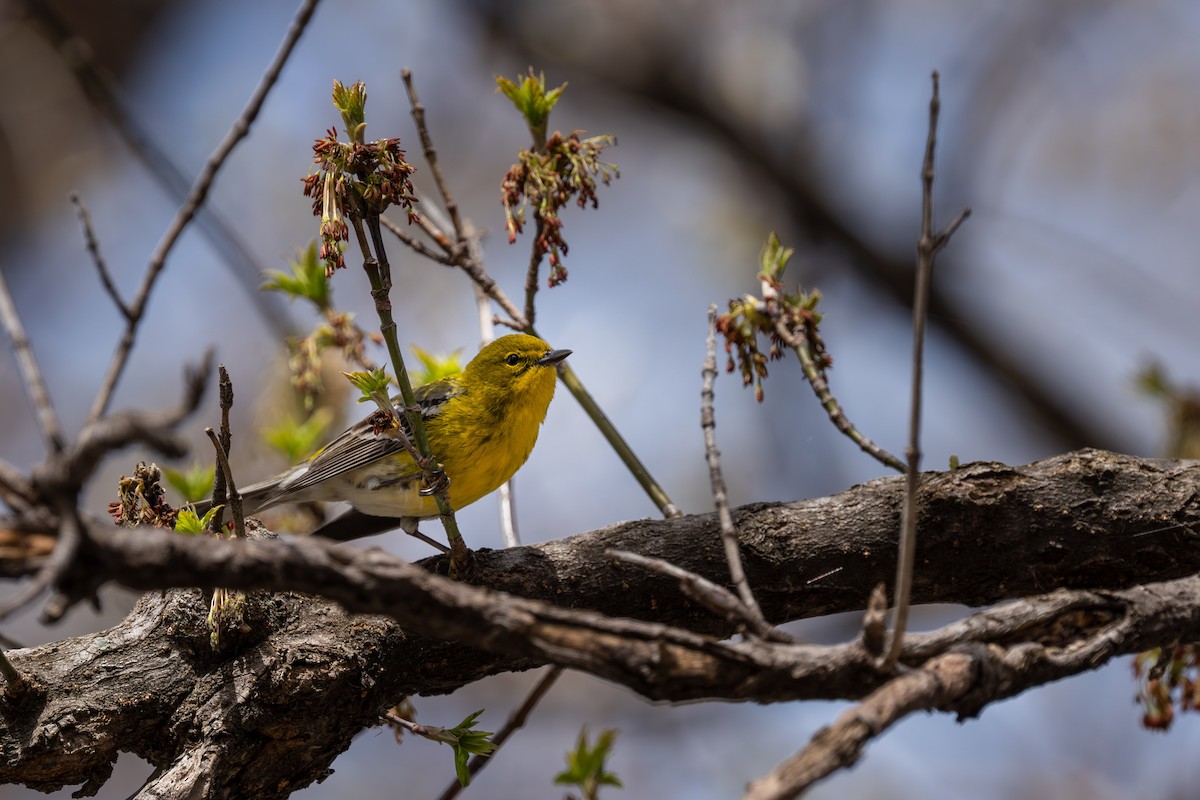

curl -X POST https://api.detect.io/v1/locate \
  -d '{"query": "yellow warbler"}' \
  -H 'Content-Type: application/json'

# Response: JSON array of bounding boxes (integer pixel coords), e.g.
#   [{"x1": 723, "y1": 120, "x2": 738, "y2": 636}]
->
[{"x1": 204, "y1": 333, "x2": 569, "y2": 540}]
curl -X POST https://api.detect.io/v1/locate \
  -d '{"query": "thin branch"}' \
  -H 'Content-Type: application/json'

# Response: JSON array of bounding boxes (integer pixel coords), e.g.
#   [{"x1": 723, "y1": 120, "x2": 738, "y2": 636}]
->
[
  {"x1": 436, "y1": 223, "x2": 527, "y2": 325},
  {"x1": 402, "y1": 70, "x2": 466, "y2": 239},
  {"x1": 435, "y1": 666, "x2": 565, "y2": 800},
  {"x1": 208, "y1": 365, "x2": 234, "y2": 532},
  {"x1": 0, "y1": 262, "x2": 66, "y2": 454},
  {"x1": 554, "y1": 361, "x2": 682, "y2": 518},
  {"x1": 877, "y1": 71, "x2": 970, "y2": 670},
  {"x1": 59, "y1": 353, "x2": 211, "y2": 486},
  {"x1": 608, "y1": 549, "x2": 796, "y2": 643},
  {"x1": 741, "y1": 652, "x2": 975, "y2": 800},
  {"x1": 380, "y1": 215, "x2": 457, "y2": 266},
  {"x1": 70, "y1": 193, "x2": 130, "y2": 320},
  {"x1": 0, "y1": 459, "x2": 36, "y2": 513},
  {"x1": 21, "y1": 0, "x2": 296, "y2": 340},
  {"x1": 86, "y1": 0, "x2": 320, "y2": 424},
  {"x1": 205, "y1": 428, "x2": 244, "y2": 540},
  {"x1": 523, "y1": 217, "x2": 545, "y2": 329},
  {"x1": 702, "y1": 306, "x2": 768, "y2": 629},
  {"x1": 773, "y1": 319, "x2": 905, "y2": 473},
  {"x1": 411, "y1": 207, "x2": 458, "y2": 252}
]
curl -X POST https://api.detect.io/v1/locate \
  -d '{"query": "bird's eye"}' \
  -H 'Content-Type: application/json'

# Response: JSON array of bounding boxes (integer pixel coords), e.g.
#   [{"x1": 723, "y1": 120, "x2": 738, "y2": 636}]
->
[{"x1": 505, "y1": 353, "x2": 521, "y2": 366}]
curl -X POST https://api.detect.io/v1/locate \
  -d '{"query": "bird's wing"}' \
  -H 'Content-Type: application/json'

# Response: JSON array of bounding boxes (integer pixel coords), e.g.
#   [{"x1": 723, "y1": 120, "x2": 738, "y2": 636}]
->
[
  {"x1": 274, "y1": 374, "x2": 465, "y2": 496},
  {"x1": 411, "y1": 373, "x2": 463, "y2": 415}
]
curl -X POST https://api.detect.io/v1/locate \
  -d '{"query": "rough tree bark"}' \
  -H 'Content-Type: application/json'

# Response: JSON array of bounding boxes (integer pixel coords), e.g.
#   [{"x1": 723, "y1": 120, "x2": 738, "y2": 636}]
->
[{"x1": 1, "y1": 449, "x2": 1198, "y2": 797}]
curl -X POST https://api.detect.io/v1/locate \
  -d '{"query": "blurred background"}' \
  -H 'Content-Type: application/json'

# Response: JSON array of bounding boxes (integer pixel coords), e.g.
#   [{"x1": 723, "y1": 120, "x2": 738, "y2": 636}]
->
[{"x1": 2, "y1": 0, "x2": 1200, "y2": 797}]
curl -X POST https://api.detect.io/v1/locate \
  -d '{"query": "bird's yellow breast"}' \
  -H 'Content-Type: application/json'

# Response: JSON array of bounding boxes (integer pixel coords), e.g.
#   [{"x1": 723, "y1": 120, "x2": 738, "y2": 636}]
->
[{"x1": 427, "y1": 365, "x2": 557, "y2": 512}]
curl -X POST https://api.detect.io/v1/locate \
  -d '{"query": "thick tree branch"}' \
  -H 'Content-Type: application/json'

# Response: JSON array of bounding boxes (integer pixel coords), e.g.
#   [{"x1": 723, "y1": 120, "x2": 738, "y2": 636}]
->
[{"x1": 1, "y1": 449, "x2": 1198, "y2": 797}]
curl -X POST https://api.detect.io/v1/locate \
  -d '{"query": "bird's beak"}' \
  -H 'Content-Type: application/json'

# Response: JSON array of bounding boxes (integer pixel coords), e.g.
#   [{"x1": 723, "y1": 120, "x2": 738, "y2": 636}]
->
[{"x1": 537, "y1": 348, "x2": 572, "y2": 366}]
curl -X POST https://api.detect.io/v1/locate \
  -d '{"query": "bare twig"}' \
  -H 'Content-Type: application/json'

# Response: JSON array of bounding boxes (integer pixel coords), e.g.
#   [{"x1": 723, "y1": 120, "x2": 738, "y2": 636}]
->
[
  {"x1": 86, "y1": 0, "x2": 320, "y2": 424},
  {"x1": 0, "y1": 262, "x2": 66, "y2": 454},
  {"x1": 65, "y1": 354, "x2": 211, "y2": 483},
  {"x1": 609, "y1": 549, "x2": 796, "y2": 643},
  {"x1": 877, "y1": 72, "x2": 971, "y2": 670},
  {"x1": 702, "y1": 306, "x2": 769, "y2": 630},
  {"x1": 402, "y1": 70, "x2": 466, "y2": 240},
  {"x1": 207, "y1": 365, "x2": 234, "y2": 531},
  {"x1": 411, "y1": 207, "x2": 458, "y2": 252},
  {"x1": 21, "y1": 0, "x2": 296, "y2": 340},
  {"x1": 522, "y1": 218, "x2": 547, "y2": 329},
  {"x1": 420, "y1": 215, "x2": 527, "y2": 324},
  {"x1": 0, "y1": 459, "x2": 36, "y2": 513},
  {"x1": 741, "y1": 652, "x2": 975, "y2": 800},
  {"x1": 435, "y1": 666, "x2": 565, "y2": 800},
  {"x1": 773, "y1": 320, "x2": 906, "y2": 473},
  {"x1": 217, "y1": 366, "x2": 233, "y2": 460},
  {"x1": 205, "y1": 428, "x2": 244, "y2": 540},
  {"x1": 380, "y1": 216, "x2": 457, "y2": 265},
  {"x1": 70, "y1": 193, "x2": 130, "y2": 320}
]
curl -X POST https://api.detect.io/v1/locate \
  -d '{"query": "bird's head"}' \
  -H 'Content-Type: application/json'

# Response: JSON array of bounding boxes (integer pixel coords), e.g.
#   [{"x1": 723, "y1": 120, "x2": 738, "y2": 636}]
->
[{"x1": 465, "y1": 333, "x2": 571, "y2": 408}]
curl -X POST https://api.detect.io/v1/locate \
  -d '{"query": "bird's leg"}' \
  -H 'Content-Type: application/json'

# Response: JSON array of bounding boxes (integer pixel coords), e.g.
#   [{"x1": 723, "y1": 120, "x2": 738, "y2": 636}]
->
[{"x1": 400, "y1": 517, "x2": 451, "y2": 554}]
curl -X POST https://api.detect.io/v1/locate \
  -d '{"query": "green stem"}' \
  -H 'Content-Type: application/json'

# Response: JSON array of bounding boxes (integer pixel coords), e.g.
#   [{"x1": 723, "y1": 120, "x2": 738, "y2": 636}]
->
[
  {"x1": 547, "y1": 353, "x2": 681, "y2": 519},
  {"x1": 357, "y1": 214, "x2": 466, "y2": 563}
]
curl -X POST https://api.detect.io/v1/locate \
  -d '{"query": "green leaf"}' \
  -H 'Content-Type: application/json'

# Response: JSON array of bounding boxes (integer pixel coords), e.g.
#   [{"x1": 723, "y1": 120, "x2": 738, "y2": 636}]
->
[
  {"x1": 759, "y1": 232, "x2": 794, "y2": 284},
  {"x1": 163, "y1": 462, "x2": 216, "y2": 504},
  {"x1": 445, "y1": 710, "x2": 496, "y2": 787},
  {"x1": 343, "y1": 367, "x2": 393, "y2": 413},
  {"x1": 331, "y1": 80, "x2": 368, "y2": 143},
  {"x1": 174, "y1": 505, "x2": 222, "y2": 535},
  {"x1": 262, "y1": 408, "x2": 335, "y2": 464},
  {"x1": 1135, "y1": 362, "x2": 1171, "y2": 398},
  {"x1": 410, "y1": 345, "x2": 462, "y2": 386},
  {"x1": 554, "y1": 727, "x2": 622, "y2": 798},
  {"x1": 262, "y1": 242, "x2": 331, "y2": 310},
  {"x1": 497, "y1": 69, "x2": 567, "y2": 142}
]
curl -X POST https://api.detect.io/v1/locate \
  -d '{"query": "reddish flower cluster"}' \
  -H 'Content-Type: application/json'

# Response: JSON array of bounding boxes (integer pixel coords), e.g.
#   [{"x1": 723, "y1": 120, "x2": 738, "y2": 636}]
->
[
  {"x1": 501, "y1": 131, "x2": 617, "y2": 287},
  {"x1": 108, "y1": 462, "x2": 177, "y2": 528},
  {"x1": 715, "y1": 278, "x2": 827, "y2": 403},
  {"x1": 1135, "y1": 645, "x2": 1200, "y2": 730},
  {"x1": 302, "y1": 127, "x2": 420, "y2": 275}
]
